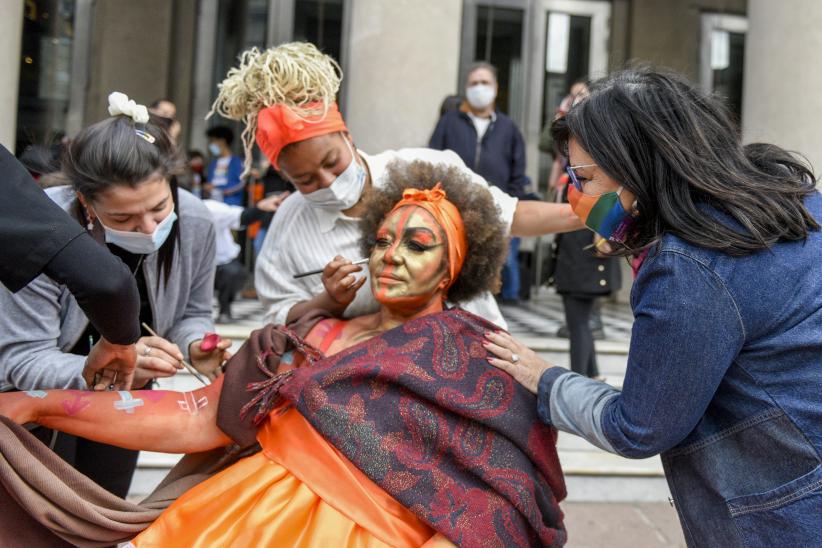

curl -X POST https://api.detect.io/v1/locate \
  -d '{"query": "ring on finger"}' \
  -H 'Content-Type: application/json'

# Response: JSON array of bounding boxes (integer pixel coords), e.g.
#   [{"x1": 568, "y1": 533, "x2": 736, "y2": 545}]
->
[
  {"x1": 107, "y1": 370, "x2": 118, "y2": 391},
  {"x1": 143, "y1": 345, "x2": 152, "y2": 357},
  {"x1": 511, "y1": 353, "x2": 520, "y2": 364}
]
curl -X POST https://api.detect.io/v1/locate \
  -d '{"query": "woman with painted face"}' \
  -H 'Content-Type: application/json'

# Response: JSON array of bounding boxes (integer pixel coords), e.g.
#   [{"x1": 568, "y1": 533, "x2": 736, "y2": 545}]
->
[
  {"x1": 484, "y1": 68, "x2": 822, "y2": 546},
  {"x1": 0, "y1": 93, "x2": 226, "y2": 497},
  {"x1": 0, "y1": 161, "x2": 567, "y2": 547}
]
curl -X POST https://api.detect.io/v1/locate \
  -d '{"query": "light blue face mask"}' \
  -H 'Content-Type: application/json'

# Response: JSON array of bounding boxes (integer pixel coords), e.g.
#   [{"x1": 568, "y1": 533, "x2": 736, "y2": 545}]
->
[
  {"x1": 97, "y1": 210, "x2": 177, "y2": 254},
  {"x1": 208, "y1": 143, "x2": 221, "y2": 156}
]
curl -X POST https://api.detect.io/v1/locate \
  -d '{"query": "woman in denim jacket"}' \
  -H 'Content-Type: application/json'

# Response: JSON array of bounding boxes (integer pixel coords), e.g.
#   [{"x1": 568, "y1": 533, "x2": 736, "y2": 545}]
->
[{"x1": 485, "y1": 68, "x2": 822, "y2": 547}]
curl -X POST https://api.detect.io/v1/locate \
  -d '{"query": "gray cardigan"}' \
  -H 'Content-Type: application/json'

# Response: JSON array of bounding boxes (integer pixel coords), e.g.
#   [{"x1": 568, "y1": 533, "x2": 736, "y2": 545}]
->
[{"x1": 0, "y1": 186, "x2": 216, "y2": 390}]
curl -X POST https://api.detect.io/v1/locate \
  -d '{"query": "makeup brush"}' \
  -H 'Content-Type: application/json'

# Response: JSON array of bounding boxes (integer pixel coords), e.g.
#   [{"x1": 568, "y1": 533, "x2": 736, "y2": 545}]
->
[
  {"x1": 292, "y1": 257, "x2": 369, "y2": 279},
  {"x1": 142, "y1": 322, "x2": 209, "y2": 385}
]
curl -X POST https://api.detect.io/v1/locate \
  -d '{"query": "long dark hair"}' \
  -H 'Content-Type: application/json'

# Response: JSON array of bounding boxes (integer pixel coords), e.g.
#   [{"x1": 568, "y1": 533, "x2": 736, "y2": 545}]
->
[
  {"x1": 61, "y1": 114, "x2": 184, "y2": 285},
  {"x1": 552, "y1": 67, "x2": 819, "y2": 256}
]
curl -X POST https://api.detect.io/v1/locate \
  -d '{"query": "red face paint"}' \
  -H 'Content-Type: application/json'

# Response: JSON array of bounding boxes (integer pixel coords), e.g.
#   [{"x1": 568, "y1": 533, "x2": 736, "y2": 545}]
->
[
  {"x1": 370, "y1": 205, "x2": 449, "y2": 315},
  {"x1": 62, "y1": 393, "x2": 91, "y2": 416}
]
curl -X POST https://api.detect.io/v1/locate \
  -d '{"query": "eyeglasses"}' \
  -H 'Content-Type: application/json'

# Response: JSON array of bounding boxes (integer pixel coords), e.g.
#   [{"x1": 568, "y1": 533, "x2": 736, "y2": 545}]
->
[{"x1": 565, "y1": 163, "x2": 597, "y2": 192}]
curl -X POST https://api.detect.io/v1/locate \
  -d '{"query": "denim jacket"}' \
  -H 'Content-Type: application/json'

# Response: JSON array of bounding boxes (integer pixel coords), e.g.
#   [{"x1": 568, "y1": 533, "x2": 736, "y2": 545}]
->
[{"x1": 538, "y1": 192, "x2": 822, "y2": 546}]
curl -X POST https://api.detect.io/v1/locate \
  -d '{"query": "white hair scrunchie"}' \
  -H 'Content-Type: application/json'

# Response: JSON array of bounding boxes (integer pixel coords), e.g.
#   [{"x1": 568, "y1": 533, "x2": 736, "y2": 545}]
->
[{"x1": 107, "y1": 92, "x2": 150, "y2": 124}]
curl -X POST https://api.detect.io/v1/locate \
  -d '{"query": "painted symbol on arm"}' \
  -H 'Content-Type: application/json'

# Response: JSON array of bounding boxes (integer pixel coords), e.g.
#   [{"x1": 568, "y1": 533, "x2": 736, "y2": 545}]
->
[
  {"x1": 177, "y1": 392, "x2": 208, "y2": 415},
  {"x1": 25, "y1": 390, "x2": 47, "y2": 399},
  {"x1": 142, "y1": 391, "x2": 167, "y2": 403},
  {"x1": 114, "y1": 391, "x2": 145, "y2": 414},
  {"x1": 61, "y1": 393, "x2": 91, "y2": 416}
]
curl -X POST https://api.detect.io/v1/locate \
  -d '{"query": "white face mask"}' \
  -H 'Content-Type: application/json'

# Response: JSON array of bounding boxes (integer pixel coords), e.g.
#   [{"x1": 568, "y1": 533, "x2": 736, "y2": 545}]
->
[
  {"x1": 97, "y1": 209, "x2": 177, "y2": 255},
  {"x1": 466, "y1": 84, "x2": 496, "y2": 110},
  {"x1": 302, "y1": 139, "x2": 366, "y2": 211}
]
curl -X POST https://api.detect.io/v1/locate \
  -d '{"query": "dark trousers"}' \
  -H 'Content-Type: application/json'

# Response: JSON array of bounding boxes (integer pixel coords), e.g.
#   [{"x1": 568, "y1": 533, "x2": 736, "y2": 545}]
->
[
  {"x1": 215, "y1": 259, "x2": 249, "y2": 314},
  {"x1": 562, "y1": 295, "x2": 600, "y2": 378},
  {"x1": 31, "y1": 427, "x2": 138, "y2": 497}
]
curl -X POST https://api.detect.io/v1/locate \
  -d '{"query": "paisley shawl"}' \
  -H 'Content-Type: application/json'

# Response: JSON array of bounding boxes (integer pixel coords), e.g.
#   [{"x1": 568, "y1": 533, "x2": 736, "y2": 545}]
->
[{"x1": 254, "y1": 309, "x2": 567, "y2": 547}]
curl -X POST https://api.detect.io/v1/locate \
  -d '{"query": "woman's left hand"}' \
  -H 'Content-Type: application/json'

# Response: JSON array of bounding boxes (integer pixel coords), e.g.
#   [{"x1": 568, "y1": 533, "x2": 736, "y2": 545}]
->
[
  {"x1": 484, "y1": 331, "x2": 553, "y2": 394},
  {"x1": 256, "y1": 192, "x2": 290, "y2": 212},
  {"x1": 189, "y1": 337, "x2": 233, "y2": 381},
  {"x1": 592, "y1": 234, "x2": 614, "y2": 256}
]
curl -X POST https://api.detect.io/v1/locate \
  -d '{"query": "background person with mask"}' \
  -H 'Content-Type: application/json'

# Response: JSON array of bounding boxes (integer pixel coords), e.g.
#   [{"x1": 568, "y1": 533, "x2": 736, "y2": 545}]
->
[
  {"x1": 429, "y1": 61, "x2": 531, "y2": 304},
  {"x1": 148, "y1": 98, "x2": 182, "y2": 143},
  {"x1": 202, "y1": 192, "x2": 290, "y2": 323},
  {"x1": 0, "y1": 145, "x2": 139, "y2": 390},
  {"x1": 0, "y1": 93, "x2": 226, "y2": 497},
  {"x1": 205, "y1": 125, "x2": 246, "y2": 206}
]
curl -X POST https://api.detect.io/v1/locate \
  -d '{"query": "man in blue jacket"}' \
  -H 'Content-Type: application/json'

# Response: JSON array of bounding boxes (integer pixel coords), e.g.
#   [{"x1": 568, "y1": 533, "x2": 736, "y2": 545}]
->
[{"x1": 429, "y1": 61, "x2": 530, "y2": 304}]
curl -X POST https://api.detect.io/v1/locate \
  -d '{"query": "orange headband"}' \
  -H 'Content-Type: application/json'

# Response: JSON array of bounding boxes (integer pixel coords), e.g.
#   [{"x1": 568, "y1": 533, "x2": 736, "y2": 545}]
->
[
  {"x1": 388, "y1": 183, "x2": 468, "y2": 289},
  {"x1": 255, "y1": 101, "x2": 348, "y2": 169}
]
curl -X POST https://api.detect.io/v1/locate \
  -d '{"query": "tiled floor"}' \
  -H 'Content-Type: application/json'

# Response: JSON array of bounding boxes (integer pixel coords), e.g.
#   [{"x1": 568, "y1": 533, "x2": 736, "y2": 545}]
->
[
  {"x1": 220, "y1": 287, "x2": 636, "y2": 342},
  {"x1": 502, "y1": 289, "x2": 635, "y2": 342}
]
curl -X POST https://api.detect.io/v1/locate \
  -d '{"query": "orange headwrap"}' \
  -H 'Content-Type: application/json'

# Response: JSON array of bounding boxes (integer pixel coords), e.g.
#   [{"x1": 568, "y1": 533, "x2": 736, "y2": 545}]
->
[
  {"x1": 255, "y1": 101, "x2": 348, "y2": 169},
  {"x1": 388, "y1": 183, "x2": 468, "y2": 289}
]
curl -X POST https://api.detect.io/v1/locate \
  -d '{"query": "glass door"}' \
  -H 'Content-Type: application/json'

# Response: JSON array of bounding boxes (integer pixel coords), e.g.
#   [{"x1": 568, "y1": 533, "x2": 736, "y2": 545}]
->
[
  {"x1": 700, "y1": 13, "x2": 747, "y2": 122},
  {"x1": 530, "y1": 0, "x2": 610, "y2": 193},
  {"x1": 525, "y1": 0, "x2": 609, "y2": 293},
  {"x1": 16, "y1": 0, "x2": 77, "y2": 154}
]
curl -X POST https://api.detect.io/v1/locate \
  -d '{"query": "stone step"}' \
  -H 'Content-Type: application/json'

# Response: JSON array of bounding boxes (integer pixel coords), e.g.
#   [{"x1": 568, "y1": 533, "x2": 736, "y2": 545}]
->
[
  {"x1": 130, "y1": 468, "x2": 672, "y2": 503},
  {"x1": 132, "y1": 331, "x2": 643, "y2": 500}
]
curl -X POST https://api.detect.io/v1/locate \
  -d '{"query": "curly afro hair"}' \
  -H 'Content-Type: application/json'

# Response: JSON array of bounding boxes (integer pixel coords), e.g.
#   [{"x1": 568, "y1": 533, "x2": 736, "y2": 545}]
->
[{"x1": 359, "y1": 160, "x2": 508, "y2": 303}]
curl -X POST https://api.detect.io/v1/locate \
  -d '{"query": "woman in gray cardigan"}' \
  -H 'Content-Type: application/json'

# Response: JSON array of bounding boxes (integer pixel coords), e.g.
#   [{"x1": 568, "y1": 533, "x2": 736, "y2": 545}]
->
[{"x1": 0, "y1": 98, "x2": 225, "y2": 497}]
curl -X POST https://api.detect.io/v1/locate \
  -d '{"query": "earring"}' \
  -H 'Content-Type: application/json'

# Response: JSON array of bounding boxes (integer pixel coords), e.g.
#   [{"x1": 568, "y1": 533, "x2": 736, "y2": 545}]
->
[{"x1": 85, "y1": 210, "x2": 94, "y2": 231}]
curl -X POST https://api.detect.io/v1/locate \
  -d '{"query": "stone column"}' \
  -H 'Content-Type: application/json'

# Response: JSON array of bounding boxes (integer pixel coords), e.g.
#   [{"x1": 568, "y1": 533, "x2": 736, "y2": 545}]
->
[
  {"x1": 83, "y1": 0, "x2": 173, "y2": 124},
  {"x1": 344, "y1": 0, "x2": 462, "y2": 152},
  {"x1": 0, "y1": 1, "x2": 24, "y2": 152},
  {"x1": 742, "y1": 0, "x2": 822, "y2": 179}
]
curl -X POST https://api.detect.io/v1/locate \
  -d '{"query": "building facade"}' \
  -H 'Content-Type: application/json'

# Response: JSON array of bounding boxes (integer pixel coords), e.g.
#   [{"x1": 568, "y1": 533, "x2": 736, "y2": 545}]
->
[{"x1": 2, "y1": 0, "x2": 818, "y2": 297}]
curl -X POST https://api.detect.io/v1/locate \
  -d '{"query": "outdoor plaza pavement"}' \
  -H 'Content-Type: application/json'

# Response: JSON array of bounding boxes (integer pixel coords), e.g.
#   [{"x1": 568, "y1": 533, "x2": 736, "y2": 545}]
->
[{"x1": 133, "y1": 288, "x2": 685, "y2": 546}]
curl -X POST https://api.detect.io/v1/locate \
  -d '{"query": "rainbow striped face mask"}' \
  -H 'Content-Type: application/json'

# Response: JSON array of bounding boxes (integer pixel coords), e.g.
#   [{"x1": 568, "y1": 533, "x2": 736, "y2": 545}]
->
[{"x1": 567, "y1": 184, "x2": 635, "y2": 243}]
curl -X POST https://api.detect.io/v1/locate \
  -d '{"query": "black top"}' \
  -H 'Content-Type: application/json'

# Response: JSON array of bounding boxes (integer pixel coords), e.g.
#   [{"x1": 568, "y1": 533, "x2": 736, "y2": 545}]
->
[
  {"x1": 0, "y1": 145, "x2": 140, "y2": 345},
  {"x1": 71, "y1": 245, "x2": 153, "y2": 355}
]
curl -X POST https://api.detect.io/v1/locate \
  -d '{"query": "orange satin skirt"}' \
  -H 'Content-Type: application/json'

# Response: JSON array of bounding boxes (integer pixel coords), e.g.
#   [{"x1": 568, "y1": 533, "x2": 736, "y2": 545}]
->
[{"x1": 130, "y1": 407, "x2": 453, "y2": 547}]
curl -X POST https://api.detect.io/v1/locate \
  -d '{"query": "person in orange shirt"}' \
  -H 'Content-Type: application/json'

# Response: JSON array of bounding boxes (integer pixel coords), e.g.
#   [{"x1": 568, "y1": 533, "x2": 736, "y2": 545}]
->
[{"x1": 0, "y1": 162, "x2": 567, "y2": 547}]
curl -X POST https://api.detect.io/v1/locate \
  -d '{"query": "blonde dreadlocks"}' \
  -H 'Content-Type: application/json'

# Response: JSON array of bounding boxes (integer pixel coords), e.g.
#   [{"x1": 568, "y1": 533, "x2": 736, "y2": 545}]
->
[{"x1": 208, "y1": 42, "x2": 342, "y2": 175}]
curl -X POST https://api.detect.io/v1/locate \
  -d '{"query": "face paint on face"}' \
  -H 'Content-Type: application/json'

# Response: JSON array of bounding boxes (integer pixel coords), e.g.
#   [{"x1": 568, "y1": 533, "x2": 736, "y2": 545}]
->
[{"x1": 370, "y1": 205, "x2": 449, "y2": 314}]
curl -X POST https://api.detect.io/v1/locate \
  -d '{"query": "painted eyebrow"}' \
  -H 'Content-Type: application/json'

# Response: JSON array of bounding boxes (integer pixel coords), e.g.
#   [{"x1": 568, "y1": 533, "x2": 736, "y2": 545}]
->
[{"x1": 402, "y1": 226, "x2": 439, "y2": 241}]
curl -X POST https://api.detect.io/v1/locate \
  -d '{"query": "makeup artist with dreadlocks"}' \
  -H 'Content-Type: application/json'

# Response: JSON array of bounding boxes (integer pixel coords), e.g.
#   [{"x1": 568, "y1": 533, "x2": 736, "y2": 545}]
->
[
  {"x1": 485, "y1": 68, "x2": 822, "y2": 546},
  {"x1": 209, "y1": 42, "x2": 582, "y2": 331},
  {"x1": 0, "y1": 93, "x2": 227, "y2": 497}
]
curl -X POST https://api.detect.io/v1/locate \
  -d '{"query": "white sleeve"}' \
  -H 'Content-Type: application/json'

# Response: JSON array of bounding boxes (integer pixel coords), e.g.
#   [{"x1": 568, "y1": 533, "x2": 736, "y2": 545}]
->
[
  {"x1": 254, "y1": 209, "x2": 313, "y2": 326},
  {"x1": 424, "y1": 149, "x2": 517, "y2": 232},
  {"x1": 203, "y1": 199, "x2": 244, "y2": 231},
  {"x1": 0, "y1": 276, "x2": 87, "y2": 390}
]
